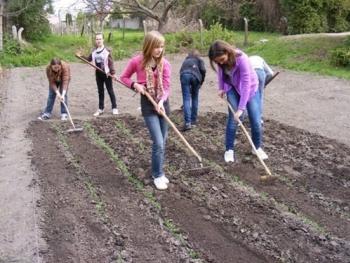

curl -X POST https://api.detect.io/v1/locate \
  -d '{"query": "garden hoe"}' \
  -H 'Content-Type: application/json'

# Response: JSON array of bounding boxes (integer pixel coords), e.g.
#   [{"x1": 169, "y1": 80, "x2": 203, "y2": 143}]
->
[
  {"x1": 223, "y1": 99, "x2": 277, "y2": 182},
  {"x1": 76, "y1": 54, "x2": 210, "y2": 172},
  {"x1": 265, "y1": 71, "x2": 280, "y2": 87},
  {"x1": 61, "y1": 101, "x2": 83, "y2": 133}
]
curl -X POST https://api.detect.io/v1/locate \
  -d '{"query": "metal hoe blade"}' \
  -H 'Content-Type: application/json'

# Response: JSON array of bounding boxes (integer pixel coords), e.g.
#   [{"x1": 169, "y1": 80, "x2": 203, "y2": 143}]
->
[{"x1": 66, "y1": 127, "x2": 83, "y2": 133}]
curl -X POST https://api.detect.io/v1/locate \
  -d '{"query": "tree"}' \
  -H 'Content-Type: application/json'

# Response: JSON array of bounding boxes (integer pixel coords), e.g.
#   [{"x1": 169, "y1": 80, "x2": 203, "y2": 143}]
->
[
  {"x1": 6, "y1": 0, "x2": 51, "y2": 40},
  {"x1": 83, "y1": 0, "x2": 114, "y2": 31},
  {"x1": 116, "y1": 0, "x2": 179, "y2": 32}
]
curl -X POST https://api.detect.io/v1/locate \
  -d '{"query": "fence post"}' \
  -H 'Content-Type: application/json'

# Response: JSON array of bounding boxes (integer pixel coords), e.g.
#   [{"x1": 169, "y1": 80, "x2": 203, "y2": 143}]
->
[
  {"x1": 122, "y1": 17, "x2": 125, "y2": 40},
  {"x1": 244, "y1": 17, "x2": 249, "y2": 46},
  {"x1": 198, "y1": 19, "x2": 203, "y2": 47},
  {"x1": 143, "y1": 20, "x2": 147, "y2": 35},
  {"x1": 12, "y1": 25, "x2": 17, "y2": 39}
]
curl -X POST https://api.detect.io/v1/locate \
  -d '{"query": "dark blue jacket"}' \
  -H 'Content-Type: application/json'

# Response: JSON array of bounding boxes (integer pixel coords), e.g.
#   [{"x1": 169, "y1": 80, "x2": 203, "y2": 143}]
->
[{"x1": 180, "y1": 55, "x2": 206, "y2": 85}]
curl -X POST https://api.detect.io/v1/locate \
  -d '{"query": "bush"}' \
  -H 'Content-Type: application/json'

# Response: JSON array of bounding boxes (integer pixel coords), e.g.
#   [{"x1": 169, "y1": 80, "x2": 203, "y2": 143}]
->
[
  {"x1": 281, "y1": 0, "x2": 350, "y2": 34},
  {"x1": 331, "y1": 37, "x2": 350, "y2": 67},
  {"x1": 203, "y1": 22, "x2": 235, "y2": 46},
  {"x1": 331, "y1": 48, "x2": 350, "y2": 67},
  {"x1": 3, "y1": 35, "x2": 23, "y2": 56}
]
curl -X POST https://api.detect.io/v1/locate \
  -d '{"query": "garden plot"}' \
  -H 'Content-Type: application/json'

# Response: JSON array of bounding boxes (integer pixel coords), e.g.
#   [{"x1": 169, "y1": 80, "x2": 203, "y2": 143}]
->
[{"x1": 27, "y1": 111, "x2": 350, "y2": 263}]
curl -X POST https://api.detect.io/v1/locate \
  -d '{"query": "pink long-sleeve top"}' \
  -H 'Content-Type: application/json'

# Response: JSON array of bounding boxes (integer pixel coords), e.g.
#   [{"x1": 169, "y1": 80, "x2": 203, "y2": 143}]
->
[
  {"x1": 218, "y1": 49, "x2": 258, "y2": 111},
  {"x1": 120, "y1": 54, "x2": 171, "y2": 101}
]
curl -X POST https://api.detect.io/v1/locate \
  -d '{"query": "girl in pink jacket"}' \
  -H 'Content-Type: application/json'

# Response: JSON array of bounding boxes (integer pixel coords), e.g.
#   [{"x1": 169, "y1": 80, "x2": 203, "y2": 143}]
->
[{"x1": 120, "y1": 31, "x2": 171, "y2": 190}]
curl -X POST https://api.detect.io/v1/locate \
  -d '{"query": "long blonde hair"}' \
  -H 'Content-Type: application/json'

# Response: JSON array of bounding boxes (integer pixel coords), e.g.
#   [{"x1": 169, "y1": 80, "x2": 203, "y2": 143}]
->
[{"x1": 142, "y1": 31, "x2": 165, "y2": 68}]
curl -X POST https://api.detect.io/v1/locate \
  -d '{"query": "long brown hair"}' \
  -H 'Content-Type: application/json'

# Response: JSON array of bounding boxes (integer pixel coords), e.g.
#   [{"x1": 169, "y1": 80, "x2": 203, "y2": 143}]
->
[
  {"x1": 208, "y1": 40, "x2": 237, "y2": 72},
  {"x1": 47, "y1": 58, "x2": 62, "y2": 82},
  {"x1": 142, "y1": 31, "x2": 165, "y2": 68}
]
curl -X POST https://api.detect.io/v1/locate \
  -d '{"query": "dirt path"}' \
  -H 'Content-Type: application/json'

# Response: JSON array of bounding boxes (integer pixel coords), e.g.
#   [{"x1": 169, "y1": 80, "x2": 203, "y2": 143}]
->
[{"x1": 0, "y1": 54, "x2": 349, "y2": 261}]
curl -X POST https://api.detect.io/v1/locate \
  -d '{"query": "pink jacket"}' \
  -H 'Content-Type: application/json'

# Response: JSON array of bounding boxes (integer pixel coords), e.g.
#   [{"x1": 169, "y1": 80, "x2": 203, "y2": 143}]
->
[{"x1": 120, "y1": 54, "x2": 171, "y2": 101}]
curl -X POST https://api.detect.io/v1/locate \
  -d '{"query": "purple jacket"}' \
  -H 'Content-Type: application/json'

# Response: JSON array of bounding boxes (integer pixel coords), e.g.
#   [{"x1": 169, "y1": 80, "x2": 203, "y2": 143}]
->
[{"x1": 218, "y1": 50, "x2": 258, "y2": 110}]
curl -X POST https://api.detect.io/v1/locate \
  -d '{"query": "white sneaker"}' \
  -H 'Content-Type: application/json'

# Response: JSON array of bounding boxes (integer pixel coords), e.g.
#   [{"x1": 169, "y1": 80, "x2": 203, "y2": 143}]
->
[
  {"x1": 154, "y1": 177, "x2": 168, "y2": 190},
  {"x1": 61, "y1": 113, "x2": 68, "y2": 121},
  {"x1": 93, "y1": 109, "x2": 104, "y2": 117},
  {"x1": 38, "y1": 113, "x2": 50, "y2": 120},
  {"x1": 112, "y1": 108, "x2": 119, "y2": 115},
  {"x1": 252, "y1": 148, "x2": 268, "y2": 160},
  {"x1": 160, "y1": 175, "x2": 169, "y2": 184},
  {"x1": 224, "y1": 150, "x2": 235, "y2": 163}
]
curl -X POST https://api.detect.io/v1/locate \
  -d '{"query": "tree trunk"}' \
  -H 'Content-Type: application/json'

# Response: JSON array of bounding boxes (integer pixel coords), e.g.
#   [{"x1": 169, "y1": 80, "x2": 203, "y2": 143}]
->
[{"x1": 157, "y1": 18, "x2": 167, "y2": 33}]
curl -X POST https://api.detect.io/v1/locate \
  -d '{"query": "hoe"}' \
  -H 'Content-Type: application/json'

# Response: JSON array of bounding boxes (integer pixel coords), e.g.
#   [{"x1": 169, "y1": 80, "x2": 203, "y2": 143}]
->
[
  {"x1": 62, "y1": 101, "x2": 83, "y2": 133},
  {"x1": 223, "y1": 99, "x2": 277, "y2": 181},
  {"x1": 221, "y1": 71, "x2": 280, "y2": 182}
]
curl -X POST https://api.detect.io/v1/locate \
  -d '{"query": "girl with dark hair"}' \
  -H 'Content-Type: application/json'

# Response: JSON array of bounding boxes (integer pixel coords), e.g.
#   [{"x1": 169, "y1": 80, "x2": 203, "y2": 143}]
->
[
  {"x1": 208, "y1": 40, "x2": 268, "y2": 163},
  {"x1": 38, "y1": 58, "x2": 71, "y2": 120}
]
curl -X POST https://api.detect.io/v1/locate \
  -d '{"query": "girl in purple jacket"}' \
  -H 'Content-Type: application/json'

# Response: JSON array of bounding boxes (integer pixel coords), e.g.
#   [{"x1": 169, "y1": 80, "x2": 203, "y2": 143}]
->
[
  {"x1": 120, "y1": 31, "x2": 171, "y2": 190},
  {"x1": 208, "y1": 40, "x2": 268, "y2": 163}
]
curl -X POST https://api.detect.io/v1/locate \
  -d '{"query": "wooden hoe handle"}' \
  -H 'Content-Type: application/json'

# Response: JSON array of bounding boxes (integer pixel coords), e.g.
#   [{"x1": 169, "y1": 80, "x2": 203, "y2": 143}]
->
[
  {"x1": 76, "y1": 54, "x2": 202, "y2": 164},
  {"x1": 223, "y1": 99, "x2": 272, "y2": 176}
]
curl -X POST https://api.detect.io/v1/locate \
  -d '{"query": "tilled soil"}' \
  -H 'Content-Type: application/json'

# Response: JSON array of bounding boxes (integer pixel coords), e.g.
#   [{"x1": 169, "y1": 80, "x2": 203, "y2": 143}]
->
[
  {"x1": 27, "y1": 110, "x2": 350, "y2": 263},
  {"x1": 1, "y1": 54, "x2": 350, "y2": 262}
]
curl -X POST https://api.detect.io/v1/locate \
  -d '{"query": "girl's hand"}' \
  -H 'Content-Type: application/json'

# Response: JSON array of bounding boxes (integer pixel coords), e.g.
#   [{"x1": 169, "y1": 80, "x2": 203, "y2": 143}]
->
[
  {"x1": 218, "y1": 90, "x2": 225, "y2": 98},
  {"x1": 156, "y1": 99, "x2": 165, "y2": 114},
  {"x1": 134, "y1": 83, "x2": 145, "y2": 94},
  {"x1": 234, "y1": 109, "x2": 243, "y2": 122}
]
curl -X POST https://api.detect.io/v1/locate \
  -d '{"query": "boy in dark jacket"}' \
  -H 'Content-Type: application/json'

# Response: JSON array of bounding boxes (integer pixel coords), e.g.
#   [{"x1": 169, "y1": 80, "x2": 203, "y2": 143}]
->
[{"x1": 180, "y1": 50, "x2": 206, "y2": 131}]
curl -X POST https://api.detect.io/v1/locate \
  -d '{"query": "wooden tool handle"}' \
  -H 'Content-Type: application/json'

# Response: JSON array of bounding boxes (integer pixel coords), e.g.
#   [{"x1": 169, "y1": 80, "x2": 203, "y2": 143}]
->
[
  {"x1": 76, "y1": 54, "x2": 202, "y2": 163},
  {"x1": 61, "y1": 101, "x2": 76, "y2": 129},
  {"x1": 224, "y1": 99, "x2": 272, "y2": 176}
]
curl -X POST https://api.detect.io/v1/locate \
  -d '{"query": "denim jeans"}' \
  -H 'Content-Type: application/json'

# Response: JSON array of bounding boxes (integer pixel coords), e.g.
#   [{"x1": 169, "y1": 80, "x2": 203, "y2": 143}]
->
[
  {"x1": 144, "y1": 114, "x2": 169, "y2": 178},
  {"x1": 44, "y1": 86, "x2": 68, "y2": 116},
  {"x1": 180, "y1": 73, "x2": 201, "y2": 125},
  {"x1": 255, "y1": 68, "x2": 266, "y2": 116},
  {"x1": 225, "y1": 88, "x2": 262, "y2": 151}
]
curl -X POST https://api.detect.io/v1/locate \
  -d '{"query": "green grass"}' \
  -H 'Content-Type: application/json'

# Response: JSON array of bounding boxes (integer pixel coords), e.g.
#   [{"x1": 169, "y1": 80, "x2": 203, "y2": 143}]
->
[
  {"x1": 245, "y1": 35, "x2": 350, "y2": 79},
  {"x1": 0, "y1": 27, "x2": 349, "y2": 79}
]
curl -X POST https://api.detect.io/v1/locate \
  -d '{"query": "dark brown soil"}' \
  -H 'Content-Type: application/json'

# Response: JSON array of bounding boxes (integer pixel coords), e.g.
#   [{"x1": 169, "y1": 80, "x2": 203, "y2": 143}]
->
[{"x1": 27, "y1": 110, "x2": 350, "y2": 263}]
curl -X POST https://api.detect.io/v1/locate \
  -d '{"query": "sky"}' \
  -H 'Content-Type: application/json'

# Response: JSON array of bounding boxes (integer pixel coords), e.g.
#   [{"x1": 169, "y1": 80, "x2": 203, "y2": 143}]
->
[{"x1": 52, "y1": 0, "x2": 86, "y2": 16}]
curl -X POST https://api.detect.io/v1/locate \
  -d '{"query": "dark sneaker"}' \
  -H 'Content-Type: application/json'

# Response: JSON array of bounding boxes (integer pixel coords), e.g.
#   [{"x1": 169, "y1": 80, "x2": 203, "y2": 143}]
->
[{"x1": 182, "y1": 123, "x2": 191, "y2": 131}]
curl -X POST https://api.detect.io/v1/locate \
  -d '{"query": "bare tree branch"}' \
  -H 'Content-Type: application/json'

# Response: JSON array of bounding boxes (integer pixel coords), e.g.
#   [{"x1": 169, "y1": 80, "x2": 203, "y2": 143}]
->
[
  {"x1": 4, "y1": 0, "x2": 35, "y2": 17},
  {"x1": 115, "y1": 0, "x2": 178, "y2": 31}
]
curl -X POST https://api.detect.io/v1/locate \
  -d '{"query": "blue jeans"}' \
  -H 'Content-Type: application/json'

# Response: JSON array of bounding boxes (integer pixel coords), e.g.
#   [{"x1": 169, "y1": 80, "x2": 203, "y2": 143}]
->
[
  {"x1": 144, "y1": 114, "x2": 169, "y2": 178},
  {"x1": 255, "y1": 68, "x2": 266, "y2": 116},
  {"x1": 225, "y1": 88, "x2": 262, "y2": 151},
  {"x1": 180, "y1": 73, "x2": 200, "y2": 125},
  {"x1": 44, "y1": 86, "x2": 68, "y2": 116}
]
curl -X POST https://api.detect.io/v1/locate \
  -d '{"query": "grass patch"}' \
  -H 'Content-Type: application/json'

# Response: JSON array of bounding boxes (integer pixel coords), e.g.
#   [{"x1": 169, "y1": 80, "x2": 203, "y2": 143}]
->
[
  {"x1": 246, "y1": 35, "x2": 350, "y2": 79},
  {"x1": 1, "y1": 27, "x2": 348, "y2": 79}
]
